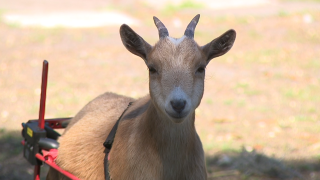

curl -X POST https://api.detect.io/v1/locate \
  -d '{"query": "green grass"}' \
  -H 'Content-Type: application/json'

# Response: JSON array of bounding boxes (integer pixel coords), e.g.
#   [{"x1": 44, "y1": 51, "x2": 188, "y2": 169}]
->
[
  {"x1": 293, "y1": 115, "x2": 309, "y2": 122},
  {"x1": 306, "y1": 58, "x2": 320, "y2": 69},
  {"x1": 0, "y1": 9, "x2": 6, "y2": 23},
  {"x1": 283, "y1": 89, "x2": 307, "y2": 100},
  {"x1": 235, "y1": 82, "x2": 249, "y2": 89},
  {"x1": 162, "y1": 0, "x2": 204, "y2": 15},
  {"x1": 308, "y1": 107, "x2": 316, "y2": 113},
  {"x1": 249, "y1": 106, "x2": 270, "y2": 113},
  {"x1": 0, "y1": 9, "x2": 23, "y2": 28},
  {"x1": 29, "y1": 28, "x2": 64, "y2": 43},
  {"x1": 223, "y1": 99, "x2": 234, "y2": 106},
  {"x1": 205, "y1": 98, "x2": 213, "y2": 105},
  {"x1": 203, "y1": 141, "x2": 238, "y2": 152},
  {"x1": 277, "y1": 10, "x2": 290, "y2": 17},
  {"x1": 289, "y1": 115, "x2": 317, "y2": 122},
  {"x1": 236, "y1": 99, "x2": 246, "y2": 107},
  {"x1": 248, "y1": 29, "x2": 261, "y2": 39},
  {"x1": 203, "y1": 142, "x2": 215, "y2": 151},
  {"x1": 220, "y1": 142, "x2": 237, "y2": 151},
  {"x1": 234, "y1": 82, "x2": 261, "y2": 96},
  {"x1": 281, "y1": 85, "x2": 320, "y2": 102},
  {"x1": 6, "y1": 22, "x2": 21, "y2": 28}
]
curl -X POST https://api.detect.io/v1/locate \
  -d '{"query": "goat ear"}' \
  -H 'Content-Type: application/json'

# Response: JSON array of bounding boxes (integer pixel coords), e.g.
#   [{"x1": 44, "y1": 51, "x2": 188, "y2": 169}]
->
[
  {"x1": 120, "y1": 24, "x2": 152, "y2": 61},
  {"x1": 201, "y1": 29, "x2": 236, "y2": 63}
]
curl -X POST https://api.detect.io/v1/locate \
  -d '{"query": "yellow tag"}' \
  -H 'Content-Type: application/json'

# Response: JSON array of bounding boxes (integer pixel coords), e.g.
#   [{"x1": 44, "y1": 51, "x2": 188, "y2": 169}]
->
[{"x1": 27, "y1": 127, "x2": 33, "y2": 137}]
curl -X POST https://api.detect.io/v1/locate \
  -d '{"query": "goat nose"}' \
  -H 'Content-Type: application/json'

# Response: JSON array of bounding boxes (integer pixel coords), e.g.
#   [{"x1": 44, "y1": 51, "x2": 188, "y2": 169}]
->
[{"x1": 170, "y1": 99, "x2": 186, "y2": 114}]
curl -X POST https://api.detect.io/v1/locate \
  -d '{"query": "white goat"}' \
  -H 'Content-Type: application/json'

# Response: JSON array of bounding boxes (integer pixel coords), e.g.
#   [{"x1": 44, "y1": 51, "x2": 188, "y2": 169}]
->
[{"x1": 46, "y1": 14, "x2": 236, "y2": 180}]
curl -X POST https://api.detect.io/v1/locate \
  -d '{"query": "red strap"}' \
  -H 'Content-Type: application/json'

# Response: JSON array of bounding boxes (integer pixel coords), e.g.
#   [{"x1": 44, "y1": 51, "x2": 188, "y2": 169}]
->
[{"x1": 42, "y1": 149, "x2": 58, "y2": 163}]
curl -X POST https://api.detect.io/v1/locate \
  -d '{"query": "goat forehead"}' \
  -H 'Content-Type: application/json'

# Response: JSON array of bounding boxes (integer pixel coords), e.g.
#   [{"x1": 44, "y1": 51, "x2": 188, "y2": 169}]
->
[
  {"x1": 150, "y1": 38, "x2": 203, "y2": 67},
  {"x1": 167, "y1": 36, "x2": 186, "y2": 46}
]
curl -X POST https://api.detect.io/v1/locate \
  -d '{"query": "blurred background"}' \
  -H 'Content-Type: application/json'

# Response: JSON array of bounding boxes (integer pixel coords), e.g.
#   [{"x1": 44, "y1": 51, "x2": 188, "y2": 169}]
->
[{"x1": 0, "y1": 0, "x2": 319, "y2": 179}]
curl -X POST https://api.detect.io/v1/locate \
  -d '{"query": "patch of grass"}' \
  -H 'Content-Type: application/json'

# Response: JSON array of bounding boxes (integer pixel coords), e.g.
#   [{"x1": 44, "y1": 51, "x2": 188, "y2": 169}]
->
[
  {"x1": 6, "y1": 22, "x2": 21, "y2": 28},
  {"x1": 0, "y1": 9, "x2": 5, "y2": 15},
  {"x1": 27, "y1": 104, "x2": 39, "y2": 115},
  {"x1": 220, "y1": 142, "x2": 235, "y2": 151},
  {"x1": 177, "y1": 0, "x2": 204, "y2": 9},
  {"x1": 294, "y1": 115, "x2": 308, "y2": 121},
  {"x1": 249, "y1": 106, "x2": 270, "y2": 113},
  {"x1": 98, "y1": 4, "x2": 127, "y2": 12},
  {"x1": 132, "y1": 76, "x2": 145, "y2": 83},
  {"x1": 289, "y1": 115, "x2": 316, "y2": 122},
  {"x1": 28, "y1": 28, "x2": 64, "y2": 43},
  {"x1": 203, "y1": 142, "x2": 215, "y2": 151},
  {"x1": 306, "y1": 58, "x2": 320, "y2": 69},
  {"x1": 194, "y1": 30, "x2": 207, "y2": 39},
  {"x1": 281, "y1": 86, "x2": 318, "y2": 101},
  {"x1": 223, "y1": 99, "x2": 234, "y2": 106},
  {"x1": 204, "y1": 141, "x2": 237, "y2": 152},
  {"x1": 277, "y1": 120, "x2": 291, "y2": 129},
  {"x1": 235, "y1": 82, "x2": 249, "y2": 89},
  {"x1": 213, "y1": 16, "x2": 229, "y2": 24},
  {"x1": 213, "y1": 15, "x2": 263, "y2": 26},
  {"x1": 245, "y1": 89, "x2": 261, "y2": 96},
  {"x1": 308, "y1": 107, "x2": 316, "y2": 113},
  {"x1": 236, "y1": 99, "x2": 246, "y2": 107},
  {"x1": 278, "y1": 10, "x2": 289, "y2": 17},
  {"x1": 31, "y1": 33, "x2": 47, "y2": 43},
  {"x1": 0, "y1": 9, "x2": 6, "y2": 23},
  {"x1": 205, "y1": 98, "x2": 213, "y2": 105},
  {"x1": 248, "y1": 29, "x2": 261, "y2": 39},
  {"x1": 162, "y1": 0, "x2": 204, "y2": 15},
  {"x1": 234, "y1": 82, "x2": 261, "y2": 96}
]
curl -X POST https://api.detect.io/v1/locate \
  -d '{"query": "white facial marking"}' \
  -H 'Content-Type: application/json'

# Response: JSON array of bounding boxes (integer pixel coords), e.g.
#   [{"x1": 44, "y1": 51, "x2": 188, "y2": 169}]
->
[
  {"x1": 167, "y1": 36, "x2": 186, "y2": 46},
  {"x1": 166, "y1": 36, "x2": 187, "y2": 67}
]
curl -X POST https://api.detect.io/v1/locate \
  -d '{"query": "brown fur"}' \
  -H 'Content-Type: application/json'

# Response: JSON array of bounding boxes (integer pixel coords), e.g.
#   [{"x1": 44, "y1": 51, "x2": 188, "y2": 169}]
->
[
  {"x1": 47, "y1": 15, "x2": 236, "y2": 180},
  {"x1": 47, "y1": 93, "x2": 206, "y2": 180}
]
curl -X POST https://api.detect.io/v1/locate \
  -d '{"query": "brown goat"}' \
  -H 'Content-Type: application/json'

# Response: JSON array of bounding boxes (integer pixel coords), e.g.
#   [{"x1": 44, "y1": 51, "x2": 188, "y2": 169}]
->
[{"x1": 46, "y1": 14, "x2": 236, "y2": 180}]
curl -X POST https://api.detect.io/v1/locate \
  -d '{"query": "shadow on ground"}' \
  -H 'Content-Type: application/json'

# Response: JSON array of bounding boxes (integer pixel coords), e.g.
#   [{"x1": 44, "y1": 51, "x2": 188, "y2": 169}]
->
[
  {"x1": 1, "y1": 130, "x2": 319, "y2": 180},
  {"x1": 207, "y1": 150, "x2": 320, "y2": 180},
  {"x1": 0, "y1": 129, "x2": 48, "y2": 180}
]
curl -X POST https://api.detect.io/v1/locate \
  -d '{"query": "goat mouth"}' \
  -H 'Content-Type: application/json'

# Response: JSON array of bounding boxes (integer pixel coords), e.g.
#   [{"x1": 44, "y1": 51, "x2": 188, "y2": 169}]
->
[{"x1": 165, "y1": 109, "x2": 188, "y2": 120}]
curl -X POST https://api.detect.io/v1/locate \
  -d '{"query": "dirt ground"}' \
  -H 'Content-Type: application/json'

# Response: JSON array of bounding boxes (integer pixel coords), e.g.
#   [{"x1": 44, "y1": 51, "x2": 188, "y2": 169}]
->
[{"x1": 0, "y1": 0, "x2": 320, "y2": 179}]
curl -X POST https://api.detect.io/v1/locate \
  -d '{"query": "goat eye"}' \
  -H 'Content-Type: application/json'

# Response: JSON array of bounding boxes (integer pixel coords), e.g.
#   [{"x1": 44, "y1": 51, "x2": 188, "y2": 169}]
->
[
  {"x1": 196, "y1": 67, "x2": 205, "y2": 73},
  {"x1": 148, "y1": 67, "x2": 157, "y2": 74}
]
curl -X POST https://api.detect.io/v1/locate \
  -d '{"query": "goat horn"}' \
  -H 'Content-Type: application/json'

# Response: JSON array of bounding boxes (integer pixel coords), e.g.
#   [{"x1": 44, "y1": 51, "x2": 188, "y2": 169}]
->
[
  {"x1": 184, "y1": 14, "x2": 200, "y2": 38},
  {"x1": 153, "y1": 16, "x2": 169, "y2": 39}
]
